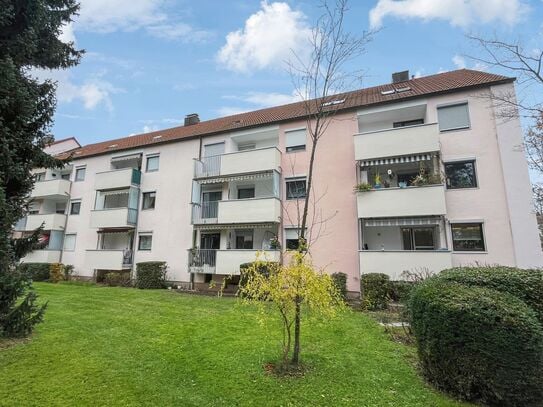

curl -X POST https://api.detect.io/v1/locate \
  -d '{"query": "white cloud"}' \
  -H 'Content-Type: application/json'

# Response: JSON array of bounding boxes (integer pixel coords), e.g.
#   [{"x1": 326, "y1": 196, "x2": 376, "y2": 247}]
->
[
  {"x1": 217, "y1": 90, "x2": 300, "y2": 117},
  {"x1": 216, "y1": 107, "x2": 251, "y2": 117},
  {"x1": 58, "y1": 23, "x2": 76, "y2": 44},
  {"x1": 369, "y1": 0, "x2": 528, "y2": 29},
  {"x1": 452, "y1": 54, "x2": 466, "y2": 69},
  {"x1": 217, "y1": 1, "x2": 311, "y2": 73}
]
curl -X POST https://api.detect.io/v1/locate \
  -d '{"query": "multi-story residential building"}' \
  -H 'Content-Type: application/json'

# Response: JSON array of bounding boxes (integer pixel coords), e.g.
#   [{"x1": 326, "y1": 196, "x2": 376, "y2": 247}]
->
[{"x1": 18, "y1": 69, "x2": 543, "y2": 294}]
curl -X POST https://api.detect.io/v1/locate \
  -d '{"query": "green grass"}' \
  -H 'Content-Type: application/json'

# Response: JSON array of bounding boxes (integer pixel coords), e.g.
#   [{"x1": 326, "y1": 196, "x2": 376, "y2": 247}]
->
[{"x1": 0, "y1": 283, "x2": 469, "y2": 407}]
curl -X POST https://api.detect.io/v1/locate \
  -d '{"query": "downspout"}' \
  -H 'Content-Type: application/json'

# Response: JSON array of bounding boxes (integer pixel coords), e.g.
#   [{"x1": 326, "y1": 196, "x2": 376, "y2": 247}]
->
[
  {"x1": 58, "y1": 185, "x2": 71, "y2": 265},
  {"x1": 190, "y1": 136, "x2": 204, "y2": 290}
]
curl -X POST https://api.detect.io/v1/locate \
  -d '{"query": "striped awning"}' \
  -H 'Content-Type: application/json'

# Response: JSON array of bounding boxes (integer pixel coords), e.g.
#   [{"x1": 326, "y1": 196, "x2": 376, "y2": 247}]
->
[
  {"x1": 361, "y1": 154, "x2": 433, "y2": 167},
  {"x1": 100, "y1": 189, "x2": 129, "y2": 196},
  {"x1": 111, "y1": 153, "x2": 141, "y2": 163},
  {"x1": 194, "y1": 223, "x2": 277, "y2": 230},
  {"x1": 364, "y1": 216, "x2": 442, "y2": 227},
  {"x1": 198, "y1": 171, "x2": 273, "y2": 184}
]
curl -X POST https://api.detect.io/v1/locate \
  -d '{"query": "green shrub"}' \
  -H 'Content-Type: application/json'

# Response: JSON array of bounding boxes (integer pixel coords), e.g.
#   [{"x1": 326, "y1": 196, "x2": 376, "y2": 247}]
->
[
  {"x1": 435, "y1": 266, "x2": 543, "y2": 322},
  {"x1": 409, "y1": 280, "x2": 543, "y2": 406},
  {"x1": 63, "y1": 264, "x2": 74, "y2": 281},
  {"x1": 19, "y1": 263, "x2": 50, "y2": 281},
  {"x1": 103, "y1": 272, "x2": 131, "y2": 287},
  {"x1": 388, "y1": 280, "x2": 415, "y2": 303},
  {"x1": 331, "y1": 272, "x2": 347, "y2": 300},
  {"x1": 361, "y1": 273, "x2": 390, "y2": 310},
  {"x1": 48, "y1": 263, "x2": 64, "y2": 283},
  {"x1": 135, "y1": 262, "x2": 167, "y2": 289}
]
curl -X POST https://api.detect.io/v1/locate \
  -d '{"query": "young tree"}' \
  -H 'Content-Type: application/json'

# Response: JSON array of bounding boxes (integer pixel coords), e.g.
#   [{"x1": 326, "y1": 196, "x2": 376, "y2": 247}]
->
[
  {"x1": 238, "y1": 253, "x2": 344, "y2": 371},
  {"x1": 0, "y1": 0, "x2": 82, "y2": 337},
  {"x1": 286, "y1": 0, "x2": 373, "y2": 365}
]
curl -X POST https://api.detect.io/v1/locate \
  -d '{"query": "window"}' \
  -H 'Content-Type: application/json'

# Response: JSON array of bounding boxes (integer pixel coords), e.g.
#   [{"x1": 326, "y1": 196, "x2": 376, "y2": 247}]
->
[
  {"x1": 61, "y1": 173, "x2": 70, "y2": 180},
  {"x1": 235, "y1": 230, "x2": 254, "y2": 249},
  {"x1": 63, "y1": 234, "x2": 76, "y2": 251},
  {"x1": 393, "y1": 119, "x2": 424, "y2": 128},
  {"x1": 237, "y1": 187, "x2": 255, "y2": 199},
  {"x1": 285, "y1": 228, "x2": 303, "y2": 250},
  {"x1": 437, "y1": 102, "x2": 470, "y2": 132},
  {"x1": 401, "y1": 228, "x2": 435, "y2": 250},
  {"x1": 142, "y1": 191, "x2": 156, "y2": 210},
  {"x1": 35, "y1": 172, "x2": 46, "y2": 182},
  {"x1": 138, "y1": 234, "x2": 153, "y2": 250},
  {"x1": 75, "y1": 167, "x2": 86, "y2": 181},
  {"x1": 286, "y1": 177, "x2": 306, "y2": 199},
  {"x1": 451, "y1": 223, "x2": 485, "y2": 251},
  {"x1": 70, "y1": 201, "x2": 81, "y2": 215},
  {"x1": 445, "y1": 160, "x2": 477, "y2": 189},
  {"x1": 146, "y1": 155, "x2": 159, "y2": 172},
  {"x1": 55, "y1": 203, "x2": 66, "y2": 214},
  {"x1": 238, "y1": 143, "x2": 256, "y2": 151},
  {"x1": 285, "y1": 129, "x2": 306, "y2": 152}
]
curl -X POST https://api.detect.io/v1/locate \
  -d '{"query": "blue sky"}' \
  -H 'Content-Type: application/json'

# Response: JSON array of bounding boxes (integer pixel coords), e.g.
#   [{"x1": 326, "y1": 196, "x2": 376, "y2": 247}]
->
[{"x1": 45, "y1": 0, "x2": 543, "y2": 146}]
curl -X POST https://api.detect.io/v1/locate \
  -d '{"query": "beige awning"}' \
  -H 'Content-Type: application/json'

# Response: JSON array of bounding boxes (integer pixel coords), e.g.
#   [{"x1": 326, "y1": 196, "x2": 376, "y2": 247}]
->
[
  {"x1": 364, "y1": 216, "x2": 441, "y2": 227},
  {"x1": 194, "y1": 223, "x2": 277, "y2": 230},
  {"x1": 111, "y1": 153, "x2": 141, "y2": 163},
  {"x1": 361, "y1": 153, "x2": 434, "y2": 167},
  {"x1": 198, "y1": 171, "x2": 273, "y2": 184}
]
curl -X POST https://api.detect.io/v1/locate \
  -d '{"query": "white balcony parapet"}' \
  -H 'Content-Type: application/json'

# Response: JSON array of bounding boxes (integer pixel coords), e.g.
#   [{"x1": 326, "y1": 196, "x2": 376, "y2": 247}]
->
[
  {"x1": 22, "y1": 250, "x2": 62, "y2": 263},
  {"x1": 31, "y1": 179, "x2": 71, "y2": 199},
  {"x1": 95, "y1": 168, "x2": 141, "y2": 190},
  {"x1": 188, "y1": 249, "x2": 280, "y2": 275},
  {"x1": 194, "y1": 147, "x2": 281, "y2": 178},
  {"x1": 192, "y1": 197, "x2": 281, "y2": 224},
  {"x1": 359, "y1": 250, "x2": 452, "y2": 280},
  {"x1": 85, "y1": 250, "x2": 132, "y2": 271},
  {"x1": 19, "y1": 213, "x2": 67, "y2": 231},
  {"x1": 357, "y1": 185, "x2": 446, "y2": 218},
  {"x1": 89, "y1": 208, "x2": 137, "y2": 228},
  {"x1": 354, "y1": 123, "x2": 439, "y2": 161}
]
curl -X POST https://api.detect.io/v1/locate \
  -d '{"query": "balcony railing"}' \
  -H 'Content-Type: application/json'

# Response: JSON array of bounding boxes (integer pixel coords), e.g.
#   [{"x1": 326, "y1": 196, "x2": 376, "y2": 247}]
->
[
  {"x1": 95, "y1": 168, "x2": 141, "y2": 190},
  {"x1": 22, "y1": 249, "x2": 62, "y2": 263},
  {"x1": 16, "y1": 213, "x2": 67, "y2": 231},
  {"x1": 191, "y1": 197, "x2": 281, "y2": 224},
  {"x1": 85, "y1": 249, "x2": 133, "y2": 271},
  {"x1": 89, "y1": 207, "x2": 138, "y2": 228},
  {"x1": 193, "y1": 147, "x2": 281, "y2": 178},
  {"x1": 188, "y1": 249, "x2": 280, "y2": 275},
  {"x1": 31, "y1": 179, "x2": 71, "y2": 199},
  {"x1": 354, "y1": 123, "x2": 439, "y2": 161}
]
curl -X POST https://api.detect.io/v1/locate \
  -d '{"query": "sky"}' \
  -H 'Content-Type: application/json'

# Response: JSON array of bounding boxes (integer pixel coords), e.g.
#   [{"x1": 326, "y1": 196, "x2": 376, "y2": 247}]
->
[{"x1": 42, "y1": 0, "x2": 543, "y2": 147}]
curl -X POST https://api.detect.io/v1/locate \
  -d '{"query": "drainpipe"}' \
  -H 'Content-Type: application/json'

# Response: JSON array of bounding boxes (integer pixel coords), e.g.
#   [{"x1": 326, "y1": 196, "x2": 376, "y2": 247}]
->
[
  {"x1": 58, "y1": 187, "x2": 71, "y2": 265},
  {"x1": 190, "y1": 136, "x2": 203, "y2": 290}
]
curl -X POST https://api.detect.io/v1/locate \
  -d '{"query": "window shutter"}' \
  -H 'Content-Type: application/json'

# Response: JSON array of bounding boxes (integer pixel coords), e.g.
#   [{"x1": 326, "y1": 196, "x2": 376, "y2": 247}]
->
[
  {"x1": 285, "y1": 129, "x2": 306, "y2": 149},
  {"x1": 437, "y1": 103, "x2": 470, "y2": 131}
]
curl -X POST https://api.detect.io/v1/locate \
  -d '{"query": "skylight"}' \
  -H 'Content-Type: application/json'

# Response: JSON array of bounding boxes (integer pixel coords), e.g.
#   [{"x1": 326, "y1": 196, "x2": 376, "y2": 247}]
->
[
  {"x1": 396, "y1": 87, "x2": 412, "y2": 93},
  {"x1": 380, "y1": 89, "x2": 395, "y2": 95},
  {"x1": 108, "y1": 144, "x2": 118, "y2": 149},
  {"x1": 153, "y1": 135, "x2": 162, "y2": 140},
  {"x1": 322, "y1": 98, "x2": 345, "y2": 107}
]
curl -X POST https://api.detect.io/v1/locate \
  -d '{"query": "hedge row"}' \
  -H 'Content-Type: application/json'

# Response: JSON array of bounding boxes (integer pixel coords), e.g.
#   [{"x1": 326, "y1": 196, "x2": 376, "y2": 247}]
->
[{"x1": 135, "y1": 262, "x2": 167, "y2": 289}]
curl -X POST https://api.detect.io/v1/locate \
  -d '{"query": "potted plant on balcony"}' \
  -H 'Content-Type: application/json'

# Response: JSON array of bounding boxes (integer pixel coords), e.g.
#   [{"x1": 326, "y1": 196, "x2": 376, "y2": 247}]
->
[
  {"x1": 354, "y1": 182, "x2": 372, "y2": 192},
  {"x1": 374, "y1": 173, "x2": 382, "y2": 189},
  {"x1": 269, "y1": 236, "x2": 281, "y2": 250}
]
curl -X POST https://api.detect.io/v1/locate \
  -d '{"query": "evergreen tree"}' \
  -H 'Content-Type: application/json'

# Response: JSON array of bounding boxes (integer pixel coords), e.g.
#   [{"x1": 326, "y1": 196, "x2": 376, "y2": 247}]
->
[{"x1": 0, "y1": 0, "x2": 82, "y2": 337}]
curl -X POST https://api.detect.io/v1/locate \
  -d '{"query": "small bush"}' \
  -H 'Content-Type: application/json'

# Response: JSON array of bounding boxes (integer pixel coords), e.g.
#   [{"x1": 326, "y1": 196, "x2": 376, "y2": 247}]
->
[
  {"x1": 361, "y1": 273, "x2": 390, "y2": 310},
  {"x1": 103, "y1": 272, "x2": 131, "y2": 287},
  {"x1": 435, "y1": 266, "x2": 543, "y2": 322},
  {"x1": 63, "y1": 264, "x2": 74, "y2": 281},
  {"x1": 135, "y1": 262, "x2": 167, "y2": 289},
  {"x1": 388, "y1": 280, "x2": 415, "y2": 303},
  {"x1": 331, "y1": 272, "x2": 348, "y2": 300},
  {"x1": 19, "y1": 263, "x2": 50, "y2": 282},
  {"x1": 48, "y1": 263, "x2": 64, "y2": 283},
  {"x1": 410, "y1": 280, "x2": 543, "y2": 406}
]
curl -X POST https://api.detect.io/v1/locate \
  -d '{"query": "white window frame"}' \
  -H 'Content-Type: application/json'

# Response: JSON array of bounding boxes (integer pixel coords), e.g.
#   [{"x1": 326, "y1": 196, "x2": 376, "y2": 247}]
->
[
  {"x1": 69, "y1": 200, "x2": 81, "y2": 215},
  {"x1": 74, "y1": 166, "x2": 86, "y2": 182},
  {"x1": 285, "y1": 176, "x2": 307, "y2": 200},
  {"x1": 450, "y1": 221, "x2": 486, "y2": 252},
  {"x1": 285, "y1": 128, "x2": 307, "y2": 152},
  {"x1": 63, "y1": 234, "x2": 76, "y2": 251},
  {"x1": 138, "y1": 233, "x2": 153, "y2": 251},
  {"x1": 141, "y1": 191, "x2": 156, "y2": 210},
  {"x1": 145, "y1": 154, "x2": 160, "y2": 172},
  {"x1": 437, "y1": 101, "x2": 471, "y2": 132}
]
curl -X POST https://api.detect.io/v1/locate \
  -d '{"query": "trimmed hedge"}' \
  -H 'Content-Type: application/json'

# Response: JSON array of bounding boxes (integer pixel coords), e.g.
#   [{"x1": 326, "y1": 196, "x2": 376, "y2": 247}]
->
[
  {"x1": 135, "y1": 262, "x2": 167, "y2": 289},
  {"x1": 331, "y1": 272, "x2": 347, "y2": 300},
  {"x1": 18, "y1": 263, "x2": 50, "y2": 282},
  {"x1": 388, "y1": 280, "x2": 414, "y2": 303},
  {"x1": 410, "y1": 279, "x2": 543, "y2": 406},
  {"x1": 434, "y1": 266, "x2": 543, "y2": 323},
  {"x1": 104, "y1": 272, "x2": 131, "y2": 287},
  {"x1": 361, "y1": 273, "x2": 390, "y2": 310}
]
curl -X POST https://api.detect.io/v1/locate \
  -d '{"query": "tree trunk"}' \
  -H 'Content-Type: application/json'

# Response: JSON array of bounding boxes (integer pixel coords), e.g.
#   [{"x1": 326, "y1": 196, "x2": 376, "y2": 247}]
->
[{"x1": 291, "y1": 296, "x2": 302, "y2": 365}]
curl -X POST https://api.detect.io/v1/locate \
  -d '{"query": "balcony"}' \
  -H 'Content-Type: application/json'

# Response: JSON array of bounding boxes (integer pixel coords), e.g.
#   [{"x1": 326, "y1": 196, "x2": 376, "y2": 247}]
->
[
  {"x1": 85, "y1": 250, "x2": 133, "y2": 271},
  {"x1": 359, "y1": 250, "x2": 452, "y2": 280},
  {"x1": 17, "y1": 213, "x2": 67, "y2": 231},
  {"x1": 188, "y1": 249, "x2": 280, "y2": 275},
  {"x1": 354, "y1": 123, "x2": 439, "y2": 161},
  {"x1": 192, "y1": 197, "x2": 281, "y2": 224},
  {"x1": 31, "y1": 179, "x2": 71, "y2": 199},
  {"x1": 194, "y1": 147, "x2": 281, "y2": 178},
  {"x1": 95, "y1": 168, "x2": 141, "y2": 190},
  {"x1": 90, "y1": 208, "x2": 137, "y2": 228},
  {"x1": 22, "y1": 250, "x2": 62, "y2": 263},
  {"x1": 357, "y1": 185, "x2": 446, "y2": 218}
]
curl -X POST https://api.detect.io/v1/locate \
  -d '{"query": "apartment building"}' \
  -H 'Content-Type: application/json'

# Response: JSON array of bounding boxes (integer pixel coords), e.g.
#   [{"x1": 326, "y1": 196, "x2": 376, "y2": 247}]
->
[{"x1": 16, "y1": 69, "x2": 543, "y2": 294}]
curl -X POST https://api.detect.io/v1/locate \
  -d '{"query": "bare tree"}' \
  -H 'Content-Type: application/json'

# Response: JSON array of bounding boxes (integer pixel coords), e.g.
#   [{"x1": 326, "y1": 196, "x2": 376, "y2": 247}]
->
[{"x1": 286, "y1": 0, "x2": 374, "y2": 365}]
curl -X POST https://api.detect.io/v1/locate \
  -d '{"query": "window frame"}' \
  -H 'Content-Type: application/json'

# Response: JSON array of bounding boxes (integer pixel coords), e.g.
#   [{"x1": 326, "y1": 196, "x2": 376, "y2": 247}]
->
[
  {"x1": 235, "y1": 229, "x2": 254, "y2": 250},
  {"x1": 237, "y1": 186, "x2": 255, "y2": 200},
  {"x1": 137, "y1": 233, "x2": 153, "y2": 251},
  {"x1": 437, "y1": 102, "x2": 471, "y2": 132},
  {"x1": 145, "y1": 154, "x2": 160, "y2": 172},
  {"x1": 141, "y1": 191, "x2": 156, "y2": 210},
  {"x1": 285, "y1": 128, "x2": 307, "y2": 153},
  {"x1": 393, "y1": 118, "x2": 424, "y2": 128},
  {"x1": 444, "y1": 159, "x2": 478, "y2": 189},
  {"x1": 450, "y1": 222, "x2": 486, "y2": 252},
  {"x1": 69, "y1": 200, "x2": 81, "y2": 215},
  {"x1": 63, "y1": 233, "x2": 76, "y2": 251},
  {"x1": 74, "y1": 166, "x2": 86, "y2": 182},
  {"x1": 35, "y1": 172, "x2": 46, "y2": 182},
  {"x1": 285, "y1": 177, "x2": 307, "y2": 200}
]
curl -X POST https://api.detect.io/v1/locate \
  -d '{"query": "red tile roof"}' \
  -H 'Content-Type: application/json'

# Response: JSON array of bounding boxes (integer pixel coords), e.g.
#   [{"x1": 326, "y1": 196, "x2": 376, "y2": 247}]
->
[{"x1": 65, "y1": 69, "x2": 513, "y2": 160}]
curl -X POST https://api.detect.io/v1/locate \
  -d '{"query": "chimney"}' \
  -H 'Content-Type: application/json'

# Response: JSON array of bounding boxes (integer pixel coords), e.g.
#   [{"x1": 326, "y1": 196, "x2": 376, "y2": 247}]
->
[
  {"x1": 392, "y1": 70, "x2": 409, "y2": 84},
  {"x1": 184, "y1": 113, "x2": 200, "y2": 126}
]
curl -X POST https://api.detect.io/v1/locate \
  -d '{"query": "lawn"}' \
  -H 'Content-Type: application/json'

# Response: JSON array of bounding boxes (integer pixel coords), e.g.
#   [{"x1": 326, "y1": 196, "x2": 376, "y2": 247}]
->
[{"x1": 0, "y1": 283, "x2": 469, "y2": 407}]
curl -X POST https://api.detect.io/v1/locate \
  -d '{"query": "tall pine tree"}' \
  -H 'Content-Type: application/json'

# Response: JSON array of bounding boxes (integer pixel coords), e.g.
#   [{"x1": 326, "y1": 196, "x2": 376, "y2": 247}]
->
[{"x1": 0, "y1": 0, "x2": 82, "y2": 337}]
